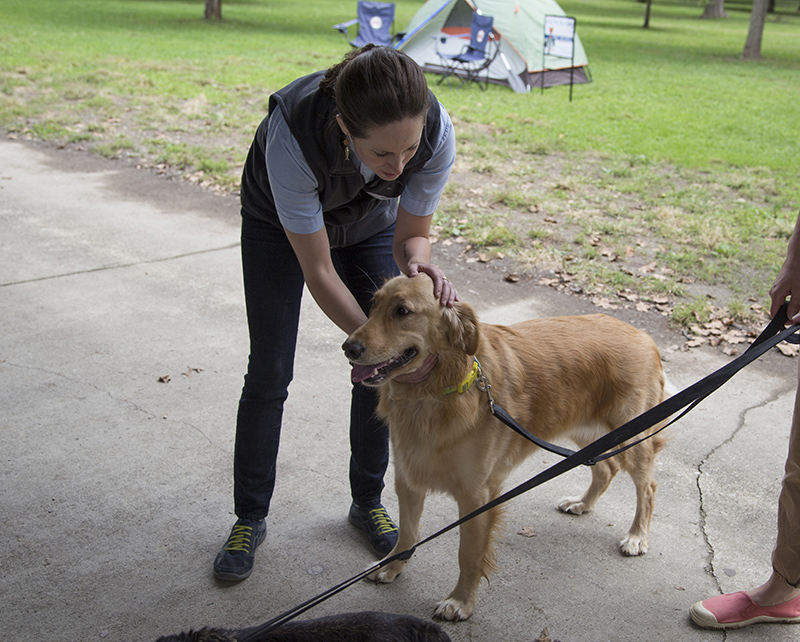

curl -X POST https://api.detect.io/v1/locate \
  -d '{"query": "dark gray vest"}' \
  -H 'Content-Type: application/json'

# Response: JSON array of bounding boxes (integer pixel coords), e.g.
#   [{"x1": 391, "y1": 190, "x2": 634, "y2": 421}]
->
[{"x1": 240, "y1": 70, "x2": 442, "y2": 247}]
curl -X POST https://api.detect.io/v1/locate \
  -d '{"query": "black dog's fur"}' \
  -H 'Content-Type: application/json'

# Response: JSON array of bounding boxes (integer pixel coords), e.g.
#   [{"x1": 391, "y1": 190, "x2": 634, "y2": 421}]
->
[{"x1": 156, "y1": 611, "x2": 451, "y2": 642}]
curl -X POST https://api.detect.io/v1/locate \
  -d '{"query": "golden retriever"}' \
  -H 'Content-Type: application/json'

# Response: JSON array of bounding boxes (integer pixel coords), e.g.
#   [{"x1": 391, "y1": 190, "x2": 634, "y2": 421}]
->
[{"x1": 342, "y1": 274, "x2": 667, "y2": 622}]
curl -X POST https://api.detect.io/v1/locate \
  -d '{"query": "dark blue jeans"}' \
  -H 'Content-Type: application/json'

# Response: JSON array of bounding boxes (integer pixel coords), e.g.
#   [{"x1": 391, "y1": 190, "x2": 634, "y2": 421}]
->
[{"x1": 234, "y1": 212, "x2": 400, "y2": 521}]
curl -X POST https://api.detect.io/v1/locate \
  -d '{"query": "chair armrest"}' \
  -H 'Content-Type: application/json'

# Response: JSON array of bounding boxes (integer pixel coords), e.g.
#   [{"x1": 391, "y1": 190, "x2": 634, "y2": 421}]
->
[{"x1": 332, "y1": 18, "x2": 358, "y2": 33}]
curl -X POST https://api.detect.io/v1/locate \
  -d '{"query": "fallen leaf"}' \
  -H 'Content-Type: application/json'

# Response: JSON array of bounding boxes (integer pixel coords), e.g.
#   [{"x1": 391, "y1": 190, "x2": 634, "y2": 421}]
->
[
  {"x1": 601, "y1": 249, "x2": 620, "y2": 262},
  {"x1": 778, "y1": 343, "x2": 800, "y2": 357},
  {"x1": 505, "y1": 274, "x2": 520, "y2": 283},
  {"x1": 592, "y1": 297, "x2": 619, "y2": 310},
  {"x1": 690, "y1": 325, "x2": 712, "y2": 337},
  {"x1": 720, "y1": 332, "x2": 747, "y2": 345},
  {"x1": 517, "y1": 526, "x2": 537, "y2": 537},
  {"x1": 158, "y1": 375, "x2": 171, "y2": 383}
]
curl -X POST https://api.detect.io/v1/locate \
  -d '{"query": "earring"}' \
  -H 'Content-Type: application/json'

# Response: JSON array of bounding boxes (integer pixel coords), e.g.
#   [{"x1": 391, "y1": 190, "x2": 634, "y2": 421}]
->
[{"x1": 343, "y1": 137, "x2": 350, "y2": 162}]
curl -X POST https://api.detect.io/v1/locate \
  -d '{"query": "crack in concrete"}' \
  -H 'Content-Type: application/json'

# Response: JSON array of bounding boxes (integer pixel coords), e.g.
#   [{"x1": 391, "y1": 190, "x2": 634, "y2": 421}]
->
[
  {"x1": 0, "y1": 242, "x2": 240, "y2": 287},
  {"x1": 694, "y1": 384, "x2": 793, "y2": 640},
  {"x1": 0, "y1": 360, "x2": 223, "y2": 450}
]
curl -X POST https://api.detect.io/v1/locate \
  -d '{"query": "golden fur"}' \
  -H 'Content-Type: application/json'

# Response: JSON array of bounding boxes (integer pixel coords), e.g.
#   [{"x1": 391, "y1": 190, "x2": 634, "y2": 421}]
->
[{"x1": 342, "y1": 274, "x2": 667, "y2": 621}]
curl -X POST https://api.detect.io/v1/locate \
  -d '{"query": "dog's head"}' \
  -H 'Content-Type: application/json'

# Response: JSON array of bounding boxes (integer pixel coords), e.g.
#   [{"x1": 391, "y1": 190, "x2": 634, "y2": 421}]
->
[{"x1": 342, "y1": 274, "x2": 479, "y2": 387}]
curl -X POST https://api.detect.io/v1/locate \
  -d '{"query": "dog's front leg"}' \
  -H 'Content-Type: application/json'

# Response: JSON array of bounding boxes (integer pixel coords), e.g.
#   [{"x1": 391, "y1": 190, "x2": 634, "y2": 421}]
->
[
  {"x1": 368, "y1": 474, "x2": 425, "y2": 584},
  {"x1": 433, "y1": 499, "x2": 496, "y2": 621}
]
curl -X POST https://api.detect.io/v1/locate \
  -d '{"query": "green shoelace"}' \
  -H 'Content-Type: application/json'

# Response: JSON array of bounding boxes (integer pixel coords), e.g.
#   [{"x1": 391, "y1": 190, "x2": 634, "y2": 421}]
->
[
  {"x1": 367, "y1": 507, "x2": 398, "y2": 534},
  {"x1": 224, "y1": 524, "x2": 256, "y2": 553}
]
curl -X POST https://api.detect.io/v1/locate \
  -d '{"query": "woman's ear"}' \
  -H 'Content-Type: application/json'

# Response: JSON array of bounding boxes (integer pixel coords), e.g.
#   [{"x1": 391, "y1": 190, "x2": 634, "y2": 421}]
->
[
  {"x1": 335, "y1": 114, "x2": 349, "y2": 137},
  {"x1": 444, "y1": 302, "x2": 480, "y2": 355}
]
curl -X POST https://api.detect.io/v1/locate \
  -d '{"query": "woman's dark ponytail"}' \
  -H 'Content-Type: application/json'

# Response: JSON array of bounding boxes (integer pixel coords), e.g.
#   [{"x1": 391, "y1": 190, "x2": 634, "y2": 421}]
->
[{"x1": 320, "y1": 45, "x2": 429, "y2": 138}]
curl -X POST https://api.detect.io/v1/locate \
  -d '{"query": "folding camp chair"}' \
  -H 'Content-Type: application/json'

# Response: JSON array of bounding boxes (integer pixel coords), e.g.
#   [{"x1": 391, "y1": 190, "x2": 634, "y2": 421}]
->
[
  {"x1": 333, "y1": 1, "x2": 396, "y2": 48},
  {"x1": 435, "y1": 12, "x2": 497, "y2": 90}
]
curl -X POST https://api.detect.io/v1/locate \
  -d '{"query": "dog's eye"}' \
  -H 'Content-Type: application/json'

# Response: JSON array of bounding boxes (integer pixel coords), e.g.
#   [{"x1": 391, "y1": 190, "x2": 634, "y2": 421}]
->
[{"x1": 394, "y1": 306, "x2": 411, "y2": 317}]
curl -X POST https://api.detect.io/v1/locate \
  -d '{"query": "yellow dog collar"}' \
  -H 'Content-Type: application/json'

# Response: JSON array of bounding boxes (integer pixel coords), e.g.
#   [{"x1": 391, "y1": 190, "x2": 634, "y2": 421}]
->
[{"x1": 441, "y1": 357, "x2": 480, "y2": 395}]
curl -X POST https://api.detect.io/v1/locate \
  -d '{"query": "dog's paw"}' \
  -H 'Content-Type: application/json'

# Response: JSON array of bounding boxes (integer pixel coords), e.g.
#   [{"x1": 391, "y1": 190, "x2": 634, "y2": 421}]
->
[
  {"x1": 433, "y1": 598, "x2": 473, "y2": 621},
  {"x1": 620, "y1": 534, "x2": 648, "y2": 556},
  {"x1": 558, "y1": 497, "x2": 589, "y2": 515},
  {"x1": 368, "y1": 561, "x2": 404, "y2": 584}
]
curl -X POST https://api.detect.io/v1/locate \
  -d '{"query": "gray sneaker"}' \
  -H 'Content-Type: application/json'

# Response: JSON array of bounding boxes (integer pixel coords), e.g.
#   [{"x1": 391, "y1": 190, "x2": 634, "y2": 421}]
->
[{"x1": 213, "y1": 518, "x2": 266, "y2": 581}]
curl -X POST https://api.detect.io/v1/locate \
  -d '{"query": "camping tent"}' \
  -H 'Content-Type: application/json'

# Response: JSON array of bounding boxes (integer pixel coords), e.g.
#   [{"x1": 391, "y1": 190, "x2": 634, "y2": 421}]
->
[{"x1": 394, "y1": 0, "x2": 591, "y2": 92}]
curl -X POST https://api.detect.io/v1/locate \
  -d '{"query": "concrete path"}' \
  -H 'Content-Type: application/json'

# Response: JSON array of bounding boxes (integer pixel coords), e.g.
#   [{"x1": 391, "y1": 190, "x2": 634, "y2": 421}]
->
[{"x1": 2, "y1": 139, "x2": 798, "y2": 642}]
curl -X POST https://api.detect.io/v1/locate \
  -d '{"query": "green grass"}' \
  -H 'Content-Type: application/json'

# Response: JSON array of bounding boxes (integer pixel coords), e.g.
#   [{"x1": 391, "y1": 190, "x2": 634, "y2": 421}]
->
[
  {"x1": 1, "y1": 0, "x2": 799, "y2": 327},
  {"x1": 2, "y1": 0, "x2": 798, "y2": 170}
]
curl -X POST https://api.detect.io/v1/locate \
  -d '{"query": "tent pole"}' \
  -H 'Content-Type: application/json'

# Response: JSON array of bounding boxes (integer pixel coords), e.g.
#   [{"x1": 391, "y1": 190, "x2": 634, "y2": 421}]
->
[{"x1": 569, "y1": 18, "x2": 575, "y2": 101}]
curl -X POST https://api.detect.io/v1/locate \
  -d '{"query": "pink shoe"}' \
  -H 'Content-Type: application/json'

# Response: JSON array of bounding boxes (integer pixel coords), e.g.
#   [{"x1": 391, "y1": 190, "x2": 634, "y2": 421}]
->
[{"x1": 690, "y1": 591, "x2": 800, "y2": 630}]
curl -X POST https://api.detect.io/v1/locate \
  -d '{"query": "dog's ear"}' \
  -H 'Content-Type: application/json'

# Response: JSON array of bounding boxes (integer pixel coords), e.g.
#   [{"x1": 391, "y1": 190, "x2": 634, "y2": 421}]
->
[{"x1": 444, "y1": 302, "x2": 480, "y2": 355}]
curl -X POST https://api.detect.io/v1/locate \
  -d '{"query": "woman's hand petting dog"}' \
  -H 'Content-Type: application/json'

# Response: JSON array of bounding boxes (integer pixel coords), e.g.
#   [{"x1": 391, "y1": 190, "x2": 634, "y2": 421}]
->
[{"x1": 406, "y1": 262, "x2": 459, "y2": 307}]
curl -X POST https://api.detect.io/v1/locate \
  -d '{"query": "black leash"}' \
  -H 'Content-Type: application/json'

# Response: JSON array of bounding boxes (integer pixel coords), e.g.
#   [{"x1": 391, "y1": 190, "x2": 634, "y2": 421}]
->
[
  {"x1": 490, "y1": 305, "x2": 800, "y2": 465},
  {"x1": 410, "y1": 304, "x2": 800, "y2": 550},
  {"x1": 239, "y1": 305, "x2": 800, "y2": 640}
]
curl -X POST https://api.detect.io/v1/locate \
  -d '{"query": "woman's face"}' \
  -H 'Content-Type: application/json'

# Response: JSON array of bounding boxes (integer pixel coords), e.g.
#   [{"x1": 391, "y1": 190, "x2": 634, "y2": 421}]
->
[{"x1": 338, "y1": 116, "x2": 424, "y2": 182}]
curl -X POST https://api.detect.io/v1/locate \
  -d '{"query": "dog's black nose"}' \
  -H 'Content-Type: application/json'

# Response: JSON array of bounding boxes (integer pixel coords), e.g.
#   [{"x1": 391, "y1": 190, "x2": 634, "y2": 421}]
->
[{"x1": 342, "y1": 339, "x2": 365, "y2": 361}]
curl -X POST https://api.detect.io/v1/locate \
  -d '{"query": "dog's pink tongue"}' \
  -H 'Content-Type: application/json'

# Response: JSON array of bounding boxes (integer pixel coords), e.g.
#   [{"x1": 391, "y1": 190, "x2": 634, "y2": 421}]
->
[{"x1": 351, "y1": 363, "x2": 378, "y2": 383}]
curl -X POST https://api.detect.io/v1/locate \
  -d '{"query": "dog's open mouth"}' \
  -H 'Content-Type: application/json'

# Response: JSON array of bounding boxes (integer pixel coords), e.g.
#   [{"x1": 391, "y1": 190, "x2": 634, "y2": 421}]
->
[{"x1": 350, "y1": 348, "x2": 418, "y2": 385}]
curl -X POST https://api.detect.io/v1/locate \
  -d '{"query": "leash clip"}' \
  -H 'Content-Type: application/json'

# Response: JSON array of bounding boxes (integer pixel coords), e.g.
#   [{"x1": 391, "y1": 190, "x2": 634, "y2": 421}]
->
[{"x1": 474, "y1": 358, "x2": 495, "y2": 412}]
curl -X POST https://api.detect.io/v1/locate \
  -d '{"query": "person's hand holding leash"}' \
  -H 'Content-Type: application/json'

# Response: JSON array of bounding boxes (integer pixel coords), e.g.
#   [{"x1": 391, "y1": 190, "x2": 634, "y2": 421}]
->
[{"x1": 770, "y1": 210, "x2": 800, "y2": 324}]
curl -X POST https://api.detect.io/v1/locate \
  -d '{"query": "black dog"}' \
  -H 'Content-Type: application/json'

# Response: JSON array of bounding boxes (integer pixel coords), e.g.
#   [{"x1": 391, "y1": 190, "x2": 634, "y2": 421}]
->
[{"x1": 156, "y1": 611, "x2": 451, "y2": 642}]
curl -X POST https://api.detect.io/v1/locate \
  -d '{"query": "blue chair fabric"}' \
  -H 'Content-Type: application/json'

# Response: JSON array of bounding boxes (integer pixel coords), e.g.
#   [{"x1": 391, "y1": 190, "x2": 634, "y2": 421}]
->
[
  {"x1": 436, "y1": 13, "x2": 497, "y2": 90},
  {"x1": 333, "y1": 1, "x2": 396, "y2": 48}
]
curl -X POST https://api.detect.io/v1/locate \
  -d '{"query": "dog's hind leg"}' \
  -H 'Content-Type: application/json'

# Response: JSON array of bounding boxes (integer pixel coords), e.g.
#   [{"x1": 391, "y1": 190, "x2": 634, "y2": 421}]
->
[
  {"x1": 558, "y1": 455, "x2": 620, "y2": 516},
  {"x1": 618, "y1": 440, "x2": 659, "y2": 556}
]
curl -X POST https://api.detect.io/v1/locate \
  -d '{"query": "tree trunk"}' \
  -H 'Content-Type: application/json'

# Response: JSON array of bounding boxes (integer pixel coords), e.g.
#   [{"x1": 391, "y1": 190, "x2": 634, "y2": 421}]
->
[
  {"x1": 643, "y1": 0, "x2": 653, "y2": 28},
  {"x1": 205, "y1": 0, "x2": 221, "y2": 20},
  {"x1": 743, "y1": 0, "x2": 769, "y2": 60},
  {"x1": 701, "y1": 0, "x2": 728, "y2": 19}
]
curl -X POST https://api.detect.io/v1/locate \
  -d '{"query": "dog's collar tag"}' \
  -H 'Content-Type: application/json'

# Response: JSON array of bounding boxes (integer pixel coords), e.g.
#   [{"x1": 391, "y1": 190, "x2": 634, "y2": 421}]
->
[{"x1": 441, "y1": 357, "x2": 480, "y2": 395}]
